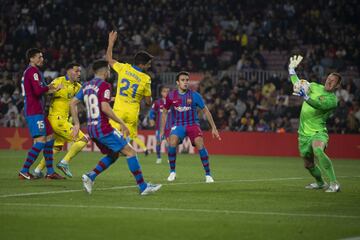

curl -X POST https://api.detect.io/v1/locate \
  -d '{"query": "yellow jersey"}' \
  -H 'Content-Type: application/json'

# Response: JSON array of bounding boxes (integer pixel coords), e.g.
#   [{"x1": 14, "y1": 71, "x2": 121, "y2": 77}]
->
[
  {"x1": 112, "y1": 62, "x2": 151, "y2": 112},
  {"x1": 48, "y1": 76, "x2": 82, "y2": 118}
]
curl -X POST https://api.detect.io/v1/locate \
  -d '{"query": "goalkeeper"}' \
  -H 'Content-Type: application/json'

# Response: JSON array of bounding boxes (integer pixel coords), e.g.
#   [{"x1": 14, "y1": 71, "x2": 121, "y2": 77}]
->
[{"x1": 289, "y1": 55, "x2": 341, "y2": 192}]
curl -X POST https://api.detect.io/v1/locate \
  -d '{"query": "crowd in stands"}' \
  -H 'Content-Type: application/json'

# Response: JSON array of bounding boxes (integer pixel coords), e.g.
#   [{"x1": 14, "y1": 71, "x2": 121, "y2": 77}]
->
[{"x1": 0, "y1": 0, "x2": 359, "y2": 133}]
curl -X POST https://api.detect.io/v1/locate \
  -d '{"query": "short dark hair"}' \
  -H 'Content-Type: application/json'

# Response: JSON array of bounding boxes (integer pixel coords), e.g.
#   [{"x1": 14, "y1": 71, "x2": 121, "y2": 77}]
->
[
  {"x1": 26, "y1": 48, "x2": 42, "y2": 62},
  {"x1": 92, "y1": 59, "x2": 108, "y2": 73},
  {"x1": 134, "y1": 51, "x2": 154, "y2": 65},
  {"x1": 330, "y1": 72, "x2": 342, "y2": 85},
  {"x1": 176, "y1": 71, "x2": 190, "y2": 81},
  {"x1": 65, "y1": 62, "x2": 81, "y2": 71}
]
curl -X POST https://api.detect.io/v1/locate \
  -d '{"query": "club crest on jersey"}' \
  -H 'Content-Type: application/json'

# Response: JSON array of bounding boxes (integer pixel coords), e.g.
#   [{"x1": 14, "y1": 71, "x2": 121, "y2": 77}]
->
[
  {"x1": 104, "y1": 89, "x2": 111, "y2": 99},
  {"x1": 186, "y1": 98, "x2": 192, "y2": 105}
]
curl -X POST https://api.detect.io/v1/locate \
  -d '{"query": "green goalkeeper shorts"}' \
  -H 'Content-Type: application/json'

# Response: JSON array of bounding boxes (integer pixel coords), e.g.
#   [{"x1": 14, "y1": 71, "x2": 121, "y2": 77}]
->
[{"x1": 298, "y1": 132, "x2": 329, "y2": 158}]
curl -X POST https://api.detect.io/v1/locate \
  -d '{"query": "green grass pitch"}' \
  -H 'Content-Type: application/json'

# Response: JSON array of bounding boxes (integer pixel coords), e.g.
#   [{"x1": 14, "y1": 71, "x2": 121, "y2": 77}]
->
[{"x1": 0, "y1": 150, "x2": 359, "y2": 240}]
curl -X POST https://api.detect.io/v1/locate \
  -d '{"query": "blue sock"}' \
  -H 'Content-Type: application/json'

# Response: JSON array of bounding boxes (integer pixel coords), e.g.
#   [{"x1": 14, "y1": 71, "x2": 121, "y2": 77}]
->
[
  {"x1": 21, "y1": 142, "x2": 45, "y2": 173},
  {"x1": 199, "y1": 148, "x2": 210, "y2": 176},
  {"x1": 43, "y1": 139, "x2": 55, "y2": 175},
  {"x1": 156, "y1": 144, "x2": 161, "y2": 159},
  {"x1": 168, "y1": 146, "x2": 176, "y2": 173},
  {"x1": 88, "y1": 156, "x2": 116, "y2": 181},
  {"x1": 127, "y1": 156, "x2": 147, "y2": 192}
]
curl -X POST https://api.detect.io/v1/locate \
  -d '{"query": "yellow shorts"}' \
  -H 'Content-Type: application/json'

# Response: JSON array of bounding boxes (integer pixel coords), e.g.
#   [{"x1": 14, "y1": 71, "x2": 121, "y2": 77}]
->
[
  {"x1": 48, "y1": 115, "x2": 86, "y2": 147},
  {"x1": 110, "y1": 108, "x2": 138, "y2": 139}
]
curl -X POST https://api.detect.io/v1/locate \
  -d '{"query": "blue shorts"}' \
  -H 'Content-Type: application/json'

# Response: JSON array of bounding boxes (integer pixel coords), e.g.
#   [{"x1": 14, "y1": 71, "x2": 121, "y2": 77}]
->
[
  {"x1": 170, "y1": 125, "x2": 203, "y2": 146},
  {"x1": 25, "y1": 114, "x2": 49, "y2": 138},
  {"x1": 93, "y1": 130, "x2": 128, "y2": 154}
]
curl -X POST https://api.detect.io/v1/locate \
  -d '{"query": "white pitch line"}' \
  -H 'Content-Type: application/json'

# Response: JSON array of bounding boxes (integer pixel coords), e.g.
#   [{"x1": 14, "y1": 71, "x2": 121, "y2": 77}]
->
[
  {"x1": 1, "y1": 176, "x2": 359, "y2": 198},
  {"x1": 1, "y1": 202, "x2": 360, "y2": 219},
  {"x1": 0, "y1": 177, "x2": 305, "y2": 198}
]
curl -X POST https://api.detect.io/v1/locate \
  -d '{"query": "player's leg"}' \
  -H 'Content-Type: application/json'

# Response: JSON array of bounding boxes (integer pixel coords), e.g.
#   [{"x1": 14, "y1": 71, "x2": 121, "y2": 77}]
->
[
  {"x1": 167, "y1": 126, "x2": 184, "y2": 181},
  {"x1": 155, "y1": 130, "x2": 162, "y2": 164},
  {"x1": 56, "y1": 122, "x2": 88, "y2": 177},
  {"x1": 121, "y1": 143, "x2": 162, "y2": 195},
  {"x1": 128, "y1": 117, "x2": 148, "y2": 156},
  {"x1": 42, "y1": 117, "x2": 64, "y2": 179},
  {"x1": 298, "y1": 134, "x2": 326, "y2": 189},
  {"x1": 33, "y1": 133, "x2": 63, "y2": 178},
  {"x1": 19, "y1": 115, "x2": 47, "y2": 179},
  {"x1": 43, "y1": 134, "x2": 65, "y2": 179},
  {"x1": 303, "y1": 156, "x2": 327, "y2": 189},
  {"x1": 312, "y1": 139, "x2": 340, "y2": 192},
  {"x1": 133, "y1": 137, "x2": 148, "y2": 155},
  {"x1": 83, "y1": 150, "x2": 119, "y2": 194},
  {"x1": 191, "y1": 126, "x2": 213, "y2": 183}
]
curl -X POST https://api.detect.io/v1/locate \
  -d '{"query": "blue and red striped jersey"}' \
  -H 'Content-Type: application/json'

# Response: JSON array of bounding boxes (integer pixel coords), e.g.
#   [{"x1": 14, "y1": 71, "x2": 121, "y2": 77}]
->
[
  {"x1": 164, "y1": 89, "x2": 205, "y2": 126},
  {"x1": 75, "y1": 78, "x2": 113, "y2": 138},
  {"x1": 149, "y1": 98, "x2": 174, "y2": 131},
  {"x1": 21, "y1": 65, "x2": 49, "y2": 117}
]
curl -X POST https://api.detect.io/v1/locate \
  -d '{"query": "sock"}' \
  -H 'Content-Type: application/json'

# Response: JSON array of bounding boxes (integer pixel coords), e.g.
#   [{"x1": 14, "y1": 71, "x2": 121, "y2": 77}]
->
[
  {"x1": 62, "y1": 140, "x2": 87, "y2": 163},
  {"x1": 35, "y1": 146, "x2": 60, "y2": 173},
  {"x1": 199, "y1": 148, "x2": 210, "y2": 176},
  {"x1": 43, "y1": 139, "x2": 55, "y2": 175},
  {"x1": 168, "y1": 146, "x2": 176, "y2": 172},
  {"x1": 127, "y1": 156, "x2": 147, "y2": 192},
  {"x1": 133, "y1": 137, "x2": 147, "y2": 151},
  {"x1": 314, "y1": 147, "x2": 337, "y2": 182},
  {"x1": 156, "y1": 144, "x2": 161, "y2": 159},
  {"x1": 88, "y1": 155, "x2": 116, "y2": 181},
  {"x1": 307, "y1": 165, "x2": 324, "y2": 185},
  {"x1": 20, "y1": 142, "x2": 46, "y2": 173}
]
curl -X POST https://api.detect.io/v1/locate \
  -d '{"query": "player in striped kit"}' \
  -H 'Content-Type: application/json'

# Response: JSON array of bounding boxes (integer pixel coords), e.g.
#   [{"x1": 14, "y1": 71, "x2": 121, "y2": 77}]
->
[
  {"x1": 149, "y1": 86, "x2": 174, "y2": 164},
  {"x1": 160, "y1": 71, "x2": 221, "y2": 183},
  {"x1": 19, "y1": 48, "x2": 64, "y2": 180},
  {"x1": 70, "y1": 60, "x2": 161, "y2": 195}
]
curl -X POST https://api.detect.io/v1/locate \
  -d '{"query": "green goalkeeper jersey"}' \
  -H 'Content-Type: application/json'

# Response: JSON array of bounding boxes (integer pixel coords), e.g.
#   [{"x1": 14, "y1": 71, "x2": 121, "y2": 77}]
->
[{"x1": 290, "y1": 74, "x2": 338, "y2": 136}]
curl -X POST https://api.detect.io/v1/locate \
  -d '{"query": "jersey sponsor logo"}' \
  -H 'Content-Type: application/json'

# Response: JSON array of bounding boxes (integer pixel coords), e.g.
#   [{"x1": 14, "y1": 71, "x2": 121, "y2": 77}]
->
[
  {"x1": 104, "y1": 89, "x2": 111, "y2": 99},
  {"x1": 174, "y1": 106, "x2": 192, "y2": 112},
  {"x1": 33, "y1": 73, "x2": 39, "y2": 81}
]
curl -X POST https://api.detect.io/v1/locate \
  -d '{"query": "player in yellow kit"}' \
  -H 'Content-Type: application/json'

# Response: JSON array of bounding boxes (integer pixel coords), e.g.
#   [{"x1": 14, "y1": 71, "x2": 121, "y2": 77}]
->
[
  {"x1": 106, "y1": 31, "x2": 153, "y2": 153},
  {"x1": 33, "y1": 63, "x2": 88, "y2": 178}
]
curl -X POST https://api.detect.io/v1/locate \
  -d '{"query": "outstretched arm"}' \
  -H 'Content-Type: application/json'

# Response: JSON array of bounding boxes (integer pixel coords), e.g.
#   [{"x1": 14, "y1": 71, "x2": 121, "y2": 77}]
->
[{"x1": 202, "y1": 106, "x2": 221, "y2": 140}]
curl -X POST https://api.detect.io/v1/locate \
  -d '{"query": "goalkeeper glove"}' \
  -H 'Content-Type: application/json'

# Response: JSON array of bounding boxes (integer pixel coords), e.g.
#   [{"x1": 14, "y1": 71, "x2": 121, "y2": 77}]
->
[
  {"x1": 288, "y1": 55, "x2": 303, "y2": 74},
  {"x1": 293, "y1": 87, "x2": 309, "y2": 101}
]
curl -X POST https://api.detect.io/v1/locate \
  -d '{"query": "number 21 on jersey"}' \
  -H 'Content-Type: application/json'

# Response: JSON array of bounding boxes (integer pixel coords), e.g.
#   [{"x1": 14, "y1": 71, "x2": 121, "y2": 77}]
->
[{"x1": 119, "y1": 78, "x2": 139, "y2": 98}]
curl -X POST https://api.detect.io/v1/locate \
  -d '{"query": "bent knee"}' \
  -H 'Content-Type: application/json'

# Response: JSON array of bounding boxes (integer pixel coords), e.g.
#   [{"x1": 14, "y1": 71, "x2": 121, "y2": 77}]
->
[{"x1": 313, "y1": 147, "x2": 324, "y2": 158}]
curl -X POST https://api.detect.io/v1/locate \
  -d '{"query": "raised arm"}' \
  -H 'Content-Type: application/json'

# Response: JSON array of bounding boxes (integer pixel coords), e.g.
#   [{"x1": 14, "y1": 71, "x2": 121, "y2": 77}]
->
[
  {"x1": 288, "y1": 55, "x2": 303, "y2": 85},
  {"x1": 106, "y1": 31, "x2": 119, "y2": 67}
]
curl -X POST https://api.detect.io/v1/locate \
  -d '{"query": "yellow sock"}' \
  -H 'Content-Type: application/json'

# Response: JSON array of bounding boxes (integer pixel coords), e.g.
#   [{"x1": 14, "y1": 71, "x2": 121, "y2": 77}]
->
[
  {"x1": 62, "y1": 140, "x2": 87, "y2": 163},
  {"x1": 133, "y1": 137, "x2": 147, "y2": 151},
  {"x1": 34, "y1": 147, "x2": 61, "y2": 172}
]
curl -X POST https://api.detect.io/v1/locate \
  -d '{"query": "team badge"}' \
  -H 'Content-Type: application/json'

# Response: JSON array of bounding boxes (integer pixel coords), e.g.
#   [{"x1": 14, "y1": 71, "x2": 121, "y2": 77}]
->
[{"x1": 186, "y1": 98, "x2": 192, "y2": 105}]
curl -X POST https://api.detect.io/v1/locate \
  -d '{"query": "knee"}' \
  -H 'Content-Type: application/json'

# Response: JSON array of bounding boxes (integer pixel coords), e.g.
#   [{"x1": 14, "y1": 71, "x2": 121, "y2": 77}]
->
[
  {"x1": 108, "y1": 152, "x2": 119, "y2": 162},
  {"x1": 313, "y1": 147, "x2": 324, "y2": 159}
]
